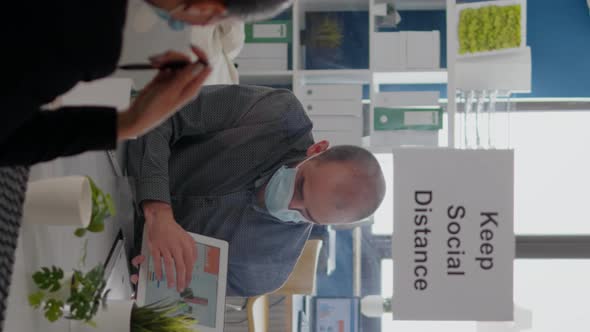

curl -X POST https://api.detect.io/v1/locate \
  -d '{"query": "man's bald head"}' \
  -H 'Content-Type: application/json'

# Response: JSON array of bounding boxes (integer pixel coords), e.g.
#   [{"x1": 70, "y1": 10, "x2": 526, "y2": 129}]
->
[
  {"x1": 314, "y1": 145, "x2": 386, "y2": 222},
  {"x1": 288, "y1": 145, "x2": 386, "y2": 225}
]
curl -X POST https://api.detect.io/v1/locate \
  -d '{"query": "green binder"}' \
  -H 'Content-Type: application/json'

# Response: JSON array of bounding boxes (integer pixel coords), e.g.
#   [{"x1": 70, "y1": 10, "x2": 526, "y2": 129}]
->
[
  {"x1": 245, "y1": 20, "x2": 292, "y2": 43},
  {"x1": 374, "y1": 107, "x2": 443, "y2": 131}
]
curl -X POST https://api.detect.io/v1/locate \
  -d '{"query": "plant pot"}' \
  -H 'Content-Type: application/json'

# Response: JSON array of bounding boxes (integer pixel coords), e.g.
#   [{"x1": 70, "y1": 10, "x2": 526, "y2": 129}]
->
[
  {"x1": 70, "y1": 300, "x2": 134, "y2": 332},
  {"x1": 22, "y1": 176, "x2": 92, "y2": 227}
]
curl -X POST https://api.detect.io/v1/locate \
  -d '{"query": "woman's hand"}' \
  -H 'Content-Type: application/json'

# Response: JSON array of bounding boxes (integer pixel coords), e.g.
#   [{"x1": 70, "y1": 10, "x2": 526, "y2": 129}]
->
[{"x1": 117, "y1": 46, "x2": 211, "y2": 140}]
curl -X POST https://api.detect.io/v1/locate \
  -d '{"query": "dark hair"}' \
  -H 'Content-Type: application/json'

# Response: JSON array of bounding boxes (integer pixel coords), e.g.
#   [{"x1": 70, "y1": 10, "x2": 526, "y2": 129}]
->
[
  {"x1": 315, "y1": 145, "x2": 386, "y2": 221},
  {"x1": 224, "y1": 0, "x2": 294, "y2": 22}
]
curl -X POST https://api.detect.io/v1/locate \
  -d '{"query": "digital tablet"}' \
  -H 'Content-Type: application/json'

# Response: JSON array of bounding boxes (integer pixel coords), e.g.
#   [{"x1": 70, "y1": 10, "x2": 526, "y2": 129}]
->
[{"x1": 136, "y1": 229, "x2": 229, "y2": 332}]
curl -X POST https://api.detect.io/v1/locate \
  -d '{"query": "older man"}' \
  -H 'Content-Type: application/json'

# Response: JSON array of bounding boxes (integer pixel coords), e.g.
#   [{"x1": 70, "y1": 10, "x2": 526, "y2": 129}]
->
[{"x1": 127, "y1": 85, "x2": 386, "y2": 296}]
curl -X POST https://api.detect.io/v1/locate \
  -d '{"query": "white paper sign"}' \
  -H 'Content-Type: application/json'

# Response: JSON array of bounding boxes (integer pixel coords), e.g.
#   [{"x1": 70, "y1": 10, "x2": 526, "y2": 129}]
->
[{"x1": 392, "y1": 148, "x2": 514, "y2": 321}]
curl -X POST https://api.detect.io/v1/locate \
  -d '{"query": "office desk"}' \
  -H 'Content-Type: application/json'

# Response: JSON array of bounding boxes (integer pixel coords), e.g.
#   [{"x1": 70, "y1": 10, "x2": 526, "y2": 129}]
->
[{"x1": 4, "y1": 151, "x2": 134, "y2": 332}]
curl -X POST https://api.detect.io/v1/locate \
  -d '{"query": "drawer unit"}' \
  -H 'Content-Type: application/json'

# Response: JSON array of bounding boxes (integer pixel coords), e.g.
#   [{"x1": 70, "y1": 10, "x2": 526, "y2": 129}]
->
[
  {"x1": 235, "y1": 58, "x2": 287, "y2": 71},
  {"x1": 295, "y1": 85, "x2": 363, "y2": 146},
  {"x1": 295, "y1": 84, "x2": 362, "y2": 101},
  {"x1": 308, "y1": 115, "x2": 361, "y2": 132},
  {"x1": 301, "y1": 100, "x2": 361, "y2": 116},
  {"x1": 374, "y1": 91, "x2": 440, "y2": 108}
]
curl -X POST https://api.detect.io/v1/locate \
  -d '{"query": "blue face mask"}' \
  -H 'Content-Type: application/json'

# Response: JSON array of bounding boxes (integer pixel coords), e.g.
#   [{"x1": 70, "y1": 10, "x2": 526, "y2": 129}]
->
[
  {"x1": 150, "y1": 3, "x2": 186, "y2": 31},
  {"x1": 264, "y1": 166, "x2": 310, "y2": 223}
]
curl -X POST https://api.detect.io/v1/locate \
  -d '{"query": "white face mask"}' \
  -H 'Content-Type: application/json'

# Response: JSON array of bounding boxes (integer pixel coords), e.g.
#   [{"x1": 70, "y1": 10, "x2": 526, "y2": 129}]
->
[
  {"x1": 263, "y1": 151, "x2": 325, "y2": 223},
  {"x1": 148, "y1": 2, "x2": 186, "y2": 30},
  {"x1": 264, "y1": 165, "x2": 309, "y2": 223}
]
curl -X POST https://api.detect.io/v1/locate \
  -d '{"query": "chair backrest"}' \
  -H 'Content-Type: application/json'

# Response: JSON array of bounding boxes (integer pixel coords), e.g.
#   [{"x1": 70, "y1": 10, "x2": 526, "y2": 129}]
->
[
  {"x1": 245, "y1": 240, "x2": 323, "y2": 332},
  {"x1": 247, "y1": 296, "x2": 269, "y2": 332},
  {"x1": 274, "y1": 239, "x2": 323, "y2": 295}
]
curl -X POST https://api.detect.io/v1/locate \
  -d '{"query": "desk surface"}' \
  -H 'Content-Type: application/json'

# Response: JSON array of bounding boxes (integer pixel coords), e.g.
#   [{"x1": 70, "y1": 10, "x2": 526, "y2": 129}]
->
[{"x1": 4, "y1": 151, "x2": 134, "y2": 332}]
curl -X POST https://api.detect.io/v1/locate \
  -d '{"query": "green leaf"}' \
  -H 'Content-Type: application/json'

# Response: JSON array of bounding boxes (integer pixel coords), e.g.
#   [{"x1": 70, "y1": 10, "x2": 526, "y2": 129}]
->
[
  {"x1": 87, "y1": 176, "x2": 100, "y2": 198},
  {"x1": 86, "y1": 218, "x2": 105, "y2": 233},
  {"x1": 69, "y1": 296, "x2": 92, "y2": 320},
  {"x1": 74, "y1": 228, "x2": 87, "y2": 237},
  {"x1": 28, "y1": 291, "x2": 45, "y2": 308},
  {"x1": 66, "y1": 265, "x2": 107, "y2": 322},
  {"x1": 131, "y1": 301, "x2": 197, "y2": 332},
  {"x1": 105, "y1": 194, "x2": 116, "y2": 216},
  {"x1": 32, "y1": 266, "x2": 64, "y2": 292},
  {"x1": 82, "y1": 176, "x2": 115, "y2": 235},
  {"x1": 44, "y1": 299, "x2": 64, "y2": 322},
  {"x1": 78, "y1": 239, "x2": 89, "y2": 268},
  {"x1": 72, "y1": 270, "x2": 84, "y2": 287}
]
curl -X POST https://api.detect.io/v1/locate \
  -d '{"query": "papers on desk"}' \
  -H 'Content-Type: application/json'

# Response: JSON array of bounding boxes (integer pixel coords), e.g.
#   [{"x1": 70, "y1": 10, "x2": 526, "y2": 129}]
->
[
  {"x1": 103, "y1": 231, "x2": 133, "y2": 300},
  {"x1": 137, "y1": 231, "x2": 229, "y2": 332}
]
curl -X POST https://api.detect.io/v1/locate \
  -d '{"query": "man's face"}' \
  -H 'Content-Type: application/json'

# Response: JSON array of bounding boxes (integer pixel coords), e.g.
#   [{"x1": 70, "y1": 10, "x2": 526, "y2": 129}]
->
[{"x1": 287, "y1": 159, "x2": 363, "y2": 225}]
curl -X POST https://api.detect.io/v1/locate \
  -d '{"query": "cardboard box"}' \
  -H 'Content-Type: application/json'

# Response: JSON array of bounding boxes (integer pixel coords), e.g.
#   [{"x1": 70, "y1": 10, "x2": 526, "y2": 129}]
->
[
  {"x1": 236, "y1": 43, "x2": 288, "y2": 71},
  {"x1": 406, "y1": 31, "x2": 440, "y2": 69},
  {"x1": 235, "y1": 58, "x2": 287, "y2": 71},
  {"x1": 239, "y1": 43, "x2": 288, "y2": 59},
  {"x1": 372, "y1": 32, "x2": 407, "y2": 71}
]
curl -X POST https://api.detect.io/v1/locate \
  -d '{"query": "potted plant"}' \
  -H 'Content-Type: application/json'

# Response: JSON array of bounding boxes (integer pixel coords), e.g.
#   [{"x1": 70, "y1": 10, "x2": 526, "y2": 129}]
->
[
  {"x1": 28, "y1": 265, "x2": 108, "y2": 324},
  {"x1": 72, "y1": 300, "x2": 197, "y2": 332},
  {"x1": 22, "y1": 176, "x2": 115, "y2": 236},
  {"x1": 130, "y1": 301, "x2": 196, "y2": 332},
  {"x1": 26, "y1": 174, "x2": 195, "y2": 331},
  {"x1": 29, "y1": 266, "x2": 196, "y2": 332},
  {"x1": 22, "y1": 175, "x2": 92, "y2": 227},
  {"x1": 72, "y1": 300, "x2": 196, "y2": 332},
  {"x1": 74, "y1": 177, "x2": 115, "y2": 237}
]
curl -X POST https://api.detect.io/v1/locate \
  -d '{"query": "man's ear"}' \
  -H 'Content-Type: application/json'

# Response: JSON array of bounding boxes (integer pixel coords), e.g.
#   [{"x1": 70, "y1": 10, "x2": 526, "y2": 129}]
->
[{"x1": 306, "y1": 140, "x2": 329, "y2": 157}]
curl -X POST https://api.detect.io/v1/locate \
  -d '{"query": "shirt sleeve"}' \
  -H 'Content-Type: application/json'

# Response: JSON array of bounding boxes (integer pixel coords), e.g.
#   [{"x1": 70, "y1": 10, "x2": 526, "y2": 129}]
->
[
  {"x1": 0, "y1": 107, "x2": 117, "y2": 167},
  {"x1": 126, "y1": 86, "x2": 239, "y2": 206},
  {"x1": 126, "y1": 85, "x2": 311, "y2": 207},
  {"x1": 126, "y1": 116, "x2": 175, "y2": 206}
]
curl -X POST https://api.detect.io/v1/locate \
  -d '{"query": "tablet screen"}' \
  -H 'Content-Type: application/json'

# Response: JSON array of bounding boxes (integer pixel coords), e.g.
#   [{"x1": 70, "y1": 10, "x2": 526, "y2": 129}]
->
[{"x1": 144, "y1": 243, "x2": 222, "y2": 328}]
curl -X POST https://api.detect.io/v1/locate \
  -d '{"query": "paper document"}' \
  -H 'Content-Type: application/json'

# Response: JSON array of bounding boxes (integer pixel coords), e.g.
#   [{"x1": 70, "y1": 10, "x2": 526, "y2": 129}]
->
[{"x1": 144, "y1": 243, "x2": 221, "y2": 328}]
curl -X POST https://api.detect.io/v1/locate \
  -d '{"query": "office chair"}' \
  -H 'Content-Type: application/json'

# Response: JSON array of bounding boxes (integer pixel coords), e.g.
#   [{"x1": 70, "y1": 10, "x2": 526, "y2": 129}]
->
[{"x1": 246, "y1": 240, "x2": 323, "y2": 332}]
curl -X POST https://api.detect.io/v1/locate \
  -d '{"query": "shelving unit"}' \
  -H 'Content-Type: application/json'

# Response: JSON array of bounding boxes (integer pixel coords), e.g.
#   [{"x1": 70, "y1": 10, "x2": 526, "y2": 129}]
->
[
  {"x1": 446, "y1": 0, "x2": 457, "y2": 147},
  {"x1": 297, "y1": 70, "x2": 371, "y2": 85},
  {"x1": 239, "y1": 70, "x2": 293, "y2": 86},
  {"x1": 239, "y1": 0, "x2": 530, "y2": 149}
]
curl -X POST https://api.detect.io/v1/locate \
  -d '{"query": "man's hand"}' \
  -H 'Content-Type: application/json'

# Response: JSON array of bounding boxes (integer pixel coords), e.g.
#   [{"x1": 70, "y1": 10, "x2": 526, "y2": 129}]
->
[
  {"x1": 117, "y1": 46, "x2": 212, "y2": 140},
  {"x1": 142, "y1": 201, "x2": 197, "y2": 292}
]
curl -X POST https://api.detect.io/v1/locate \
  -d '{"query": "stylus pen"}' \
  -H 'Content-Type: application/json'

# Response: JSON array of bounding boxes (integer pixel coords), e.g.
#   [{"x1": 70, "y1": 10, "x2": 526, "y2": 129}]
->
[{"x1": 119, "y1": 59, "x2": 208, "y2": 71}]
